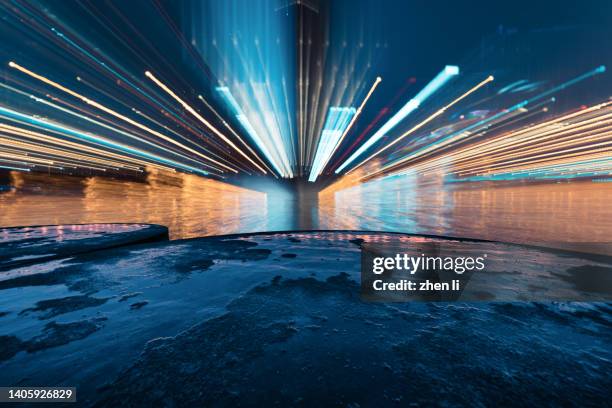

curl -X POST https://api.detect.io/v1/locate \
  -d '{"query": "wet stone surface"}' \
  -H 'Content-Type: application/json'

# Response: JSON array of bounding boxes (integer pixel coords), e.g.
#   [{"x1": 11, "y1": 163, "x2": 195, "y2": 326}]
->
[
  {"x1": 98, "y1": 274, "x2": 611, "y2": 407},
  {"x1": 0, "y1": 229, "x2": 610, "y2": 406},
  {"x1": 0, "y1": 224, "x2": 169, "y2": 271}
]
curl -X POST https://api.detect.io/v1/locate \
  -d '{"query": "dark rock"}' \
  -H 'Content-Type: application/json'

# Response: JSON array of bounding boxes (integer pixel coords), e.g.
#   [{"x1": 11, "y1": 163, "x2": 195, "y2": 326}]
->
[
  {"x1": 130, "y1": 301, "x2": 149, "y2": 310},
  {"x1": 26, "y1": 318, "x2": 107, "y2": 352},
  {"x1": 0, "y1": 335, "x2": 23, "y2": 361},
  {"x1": 349, "y1": 238, "x2": 364, "y2": 246},
  {"x1": 20, "y1": 295, "x2": 110, "y2": 320},
  {"x1": 0, "y1": 224, "x2": 169, "y2": 271}
]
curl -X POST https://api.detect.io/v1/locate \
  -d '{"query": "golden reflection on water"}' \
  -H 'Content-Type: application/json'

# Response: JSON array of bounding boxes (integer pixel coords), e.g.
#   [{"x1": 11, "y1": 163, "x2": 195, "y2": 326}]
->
[
  {"x1": 318, "y1": 173, "x2": 612, "y2": 244},
  {"x1": 1, "y1": 169, "x2": 612, "y2": 244},
  {"x1": 0, "y1": 169, "x2": 268, "y2": 239}
]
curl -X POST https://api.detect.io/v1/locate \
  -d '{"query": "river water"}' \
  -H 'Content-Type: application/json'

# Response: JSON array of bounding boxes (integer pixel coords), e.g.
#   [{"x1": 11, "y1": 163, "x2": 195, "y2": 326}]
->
[{"x1": 1, "y1": 170, "x2": 611, "y2": 244}]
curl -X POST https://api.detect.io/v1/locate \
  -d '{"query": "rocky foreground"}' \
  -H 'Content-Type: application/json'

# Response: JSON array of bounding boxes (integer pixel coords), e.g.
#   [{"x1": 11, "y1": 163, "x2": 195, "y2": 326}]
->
[{"x1": 0, "y1": 226, "x2": 610, "y2": 406}]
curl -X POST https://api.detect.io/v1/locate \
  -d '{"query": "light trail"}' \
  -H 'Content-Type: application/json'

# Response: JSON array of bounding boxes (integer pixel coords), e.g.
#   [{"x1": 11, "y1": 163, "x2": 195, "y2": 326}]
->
[
  {"x1": 317, "y1": 76, "x2": 382, "y2": 174},
  {"x1": 0, "y1": 151, "x2": 108, "y2": 173},
  {"x1": 335, "y1": 65, "x2": 459, "y2": 174},
  {"x1": 215, "y1": 86, "x2": 287, "y2": 177},
  {"x1": 253, "y1": 38, "x2": 298, "y2": 172},
  {"x1": 0, "y1": 82, "x2": 225, "y2": 173},
  {"x1": 144, "y1": 70, "x2": 267, "y2": 174},
  {"x1": 381, "y1": 101, "x2": 612, "y2": 181},
  {"x1": 247, "y1": 82, "x2": 296, "y2": 177},
  {"x1": 211, "y1": 20, "x2": 296, "y2": 178},
  {"x1": 8, "y1": 61, "x2": 236, "y2": 173},
  {"x1": 369, "y1": 103, "x2": 527, "y2": 177},
  {"x1": 0, "y1": 1, "x2": 607, "y2": 185},
  {"x1": 0, "y1": 148, "x2": 119, "y2": 172},
  {"x1": 0, "y1": 105, "x2": 211, "y2": 176},
  {"x1": 197, "y1": 94, "x2": 274, "y2": 175},
  {"x1": 409, "y1": 102, "x2": 612, "y2": 174},
  {"x1": 75, "y1": 75, "x2": 242, "y2": 167},
  {"x1": 0, "y1": 164, "x2": 31, "y2": 172},
  {"x1": 420, "y1": 103, "x2": 612, "y2": 176},
  {"x1": 459, "y1": 149, "x2": 612, "y2": 177},
  {"x1": 48, "y1": 26, "x2": 219, "y2": 146},
  {"x1": 0, "y1": 123, "x2": 177, "y2": 173},
  {"x1": 347, "y1": 75, "x2": 494, "y2": 173},
  {"x1": 365, "y1": 66, "x2": 607, "y2": 180},
  {"x1": 0, "y1": 136, "x2": 144, "y2": 171},
  {"x1": 452, "y1": 136, "x2": 612, "y2": 176},
  {"x1": 0, "y1": 151, "x2": 55, "y2": 166},
  {"x1": 450, "y1": 121, "x2": 612, "y2": 174},
  {"x1": 309, "y1": 107, "x2": 356, "y2": 182},
  {"x1": 480, "y1": 157, "x2": 612, "y2": 178}
]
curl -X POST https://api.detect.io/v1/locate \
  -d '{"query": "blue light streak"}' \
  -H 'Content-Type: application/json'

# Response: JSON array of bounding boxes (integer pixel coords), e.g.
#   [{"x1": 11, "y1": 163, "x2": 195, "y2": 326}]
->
[
  {"x1": 383, "y1": 65, "x2": 606, "y2": 173},
  {"x1": 309, "y1": 107, "x2": 356, "y2": 182},
  {"x1": 335, "y1": 65, "x2": 459, "y2": 173},
  {"x1": 0, "y1": 105, "x2": 209, "y2": 176},
  {"x1": 192, "y1": 0, "x2": 296, "y2": 177},
  {"x1": 0, "y1": 164, "x2": 31, "y2": 172},
  {"x1": 0, "y1": 82, "x2": 218, "y2": 171},
  {"x1": 217, "y1": 86, "x2": 287, "y2": 177}
]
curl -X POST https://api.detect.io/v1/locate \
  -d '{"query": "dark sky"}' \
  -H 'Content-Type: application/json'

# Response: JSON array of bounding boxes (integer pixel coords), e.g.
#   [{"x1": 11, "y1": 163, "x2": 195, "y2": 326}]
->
[{"x1": 328, "y1": 0, "x2": 612, "y2": 74}]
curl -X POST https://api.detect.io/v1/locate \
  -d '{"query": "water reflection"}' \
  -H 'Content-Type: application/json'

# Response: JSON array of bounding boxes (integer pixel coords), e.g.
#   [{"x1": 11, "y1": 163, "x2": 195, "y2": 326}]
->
[
  {"x1": 0, "y1": 170, "x2": 270, "y2": 239},
  {"x1": 1, "y1": 169, "x2": 611, "y2": 244},
  {"x1": 319, "y1": 173, "x2": 612, "y2": 245}
]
